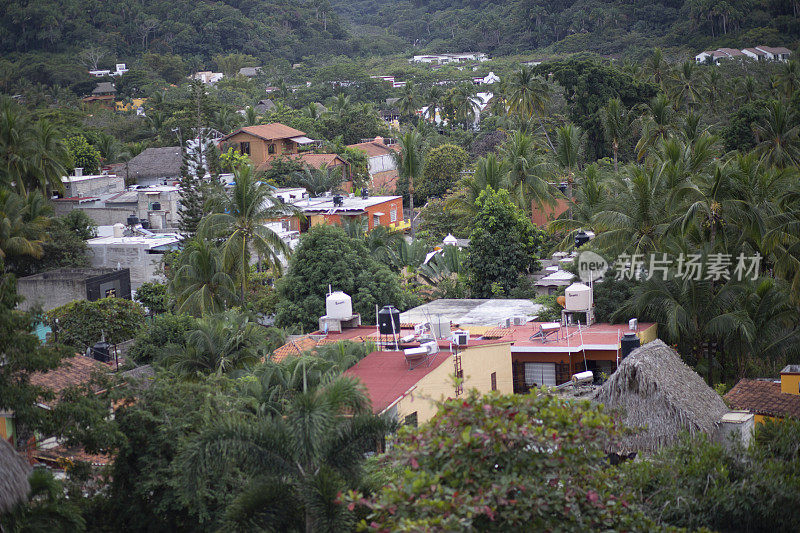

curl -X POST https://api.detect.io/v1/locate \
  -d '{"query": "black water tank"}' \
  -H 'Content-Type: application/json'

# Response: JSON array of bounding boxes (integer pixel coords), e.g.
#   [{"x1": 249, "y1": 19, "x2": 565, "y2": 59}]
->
[
  {"x1": 91, "y1": 341, "x2": 112, "y2": 363},
  {"x1": 140, "y1": 220, "x2": 150, "y2": 229},
  {"x1": 620, "y1": 333, "x2": 640, "y2": 359},
  {"x1": 378, "y1": 305, "x2": 401, "y2": 335},
  {"x1": 333, "y1": 195, "x2": 344, "y2": 207},
  {"x1": 127, "y1": 215, "x2": 139, "y2": 226},
  {"x1": 558, "y1": 182, "x2": 568, "y2": 194},
  {"x1": 361, "y1": 189, "x2": 369, "y2": 199},
  {"x1": 575, "y1": 230, "x2": 590, "y2": 248}
]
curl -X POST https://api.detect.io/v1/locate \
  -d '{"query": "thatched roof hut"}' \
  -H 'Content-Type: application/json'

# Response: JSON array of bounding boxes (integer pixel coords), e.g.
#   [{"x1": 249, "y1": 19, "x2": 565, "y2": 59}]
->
[
  {"x1": 595, "y1": 339, "x2": 728, "y2": 453},
  {"x1": 0, "y1": 439, "x2": 31, "y2": 513}
]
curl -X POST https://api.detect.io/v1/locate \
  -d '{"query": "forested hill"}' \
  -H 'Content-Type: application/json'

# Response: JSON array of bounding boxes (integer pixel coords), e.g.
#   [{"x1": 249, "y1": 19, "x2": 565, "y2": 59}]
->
[
  {"x1": 1, "y1": 0, "x2": 352, "y2": 60},
  {"x1": 332, "y1": 0, "x2": 800, "y2": 58}
]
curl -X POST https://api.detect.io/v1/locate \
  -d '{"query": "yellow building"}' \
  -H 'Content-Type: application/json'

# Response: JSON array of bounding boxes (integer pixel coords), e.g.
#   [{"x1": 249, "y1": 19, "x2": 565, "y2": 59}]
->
[
  {"x1": 115, "y1": 98, "x2": 147, "y2": 112},
  {"x1": 725, "y1": 365, "x2": 800, "y2": 423},
  {"x1": 345, "y1": 340, "x2": 513, "y2": 425}
]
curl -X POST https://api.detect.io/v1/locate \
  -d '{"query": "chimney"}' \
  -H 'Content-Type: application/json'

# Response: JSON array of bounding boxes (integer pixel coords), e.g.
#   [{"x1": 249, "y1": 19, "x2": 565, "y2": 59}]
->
[
  {"x1": 74, "y1": 167, "x2": 83, "y2": 177},
  {"x1": 780, "y1": 365, "x2": 800, "y2": 395}
]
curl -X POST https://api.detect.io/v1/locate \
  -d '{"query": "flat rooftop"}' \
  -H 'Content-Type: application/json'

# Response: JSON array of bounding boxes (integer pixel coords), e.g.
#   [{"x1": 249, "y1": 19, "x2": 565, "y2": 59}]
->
[
  {"x1": 88, "y1": 233, "x2": 182, "y2": 248},
  {"x1": 499, "y1": 321, "x2": 656, "y2": 353},
  {"x1": 18, "y1": 267, "x2": 117, "y2": 281},
  {"x1": 345, "y1": 350, "x2": 452, "y2": 414},
  {"x1": 400, "y1": 299, "x2": 543, "y2": 327},
  {"x1": 297, "y1": 195, "x2": 400, "y2": 213}
]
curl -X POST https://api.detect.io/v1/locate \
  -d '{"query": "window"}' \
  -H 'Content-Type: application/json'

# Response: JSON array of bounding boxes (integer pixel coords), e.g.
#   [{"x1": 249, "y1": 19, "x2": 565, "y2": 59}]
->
[
  {"x1": 373, "y1": 214, "x2": 380, "y2": 227},
  {"x1": 239, "y1": 142, "x2": 250, "y2": 155},
  {"x1": 268, "y1": 143, "x2": 276, "y2": 154},
  {"x1": 403, "y1": 412, "x2": 418, "y2": 427},
  {"x1": 491, "y1": 372, "x2": 497, "y2": 391},
  {"x1": 390, "y1": 208, "x2": 397, "y2": 222}
]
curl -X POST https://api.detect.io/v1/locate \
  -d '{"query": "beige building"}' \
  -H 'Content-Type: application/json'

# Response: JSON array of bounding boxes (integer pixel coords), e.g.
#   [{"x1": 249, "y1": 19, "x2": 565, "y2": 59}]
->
[
  {"x1": 60, "y1": 172, "x2": 124, "y2": 198},
  {"x1": 345, "y1": 340, "x2": 513, "y2": 425}
]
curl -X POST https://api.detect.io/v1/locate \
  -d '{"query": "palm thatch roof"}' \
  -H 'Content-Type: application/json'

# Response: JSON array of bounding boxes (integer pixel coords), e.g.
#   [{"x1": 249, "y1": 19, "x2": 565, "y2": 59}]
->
[
  {"x1": 0, "y1": 439, "x2": 31, "y2": 513},
  {"x1": 595, "y1": 339, "x2": 728, "y2": 453}
]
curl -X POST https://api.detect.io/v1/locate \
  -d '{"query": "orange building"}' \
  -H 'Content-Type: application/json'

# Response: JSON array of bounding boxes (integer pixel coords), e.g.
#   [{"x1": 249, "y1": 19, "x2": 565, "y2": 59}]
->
[
  {"x1": 531, "y1": 197, "x2": 571, "y2": 227},
  {"x1": 218, "y1": 123, "x2": 348, "y2": 174},
  {"x1": 297, "y1": 194, "x2": 406, "y2": 231}
]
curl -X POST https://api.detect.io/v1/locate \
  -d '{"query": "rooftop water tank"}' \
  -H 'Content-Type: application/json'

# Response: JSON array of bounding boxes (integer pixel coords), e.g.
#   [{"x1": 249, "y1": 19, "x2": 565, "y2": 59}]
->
[
  {"x1": 112, "y1": 223, "x2": 125, "y2": 238},
  {"x1": 574, "y1": 230, "x2": 591, "y2": 248},
  {"x1": 378, "y1": 305, "x2": 401, "y2": 335},
  {"x1": 621, "y1": 332, "x2": 641, "y2": 359},
  {"x1": 565, "y1": 282, "x2": 592, "y2": 311},
  {"x1": 326, "y1": 291, "x2": 353, "y2": 319}
]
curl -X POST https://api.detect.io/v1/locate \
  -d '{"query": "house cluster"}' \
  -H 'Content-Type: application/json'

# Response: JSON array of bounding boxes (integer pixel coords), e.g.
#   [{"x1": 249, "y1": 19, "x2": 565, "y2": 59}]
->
[
  {"x1": 695, "y1": 45, "x2": 792, "y2": 65},
  {"x1": 411, "y1": 52, "x2": 489, "y2": 64},
  {"x1": 88, "y1": 63, "x2": 129, "y2": 77},
  {"x1": 371, "y1": 75, "x2": 407, "y2": 88}
]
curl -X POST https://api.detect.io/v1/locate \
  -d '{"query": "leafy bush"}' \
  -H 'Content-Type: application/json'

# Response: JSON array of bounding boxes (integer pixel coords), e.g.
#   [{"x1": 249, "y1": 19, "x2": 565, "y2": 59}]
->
[
  {"x1": 134, "y1": 281, "x2": 170, "y2": 315},
  {"x1": 348, "y1": 389, "x2": 656, "y2": 531},
  {"x1": 48, "y1": 297, "x2": 145, "y2": 350},
  {"x1": 127, "y1": 313, "x2": 198, "y2": 364}
]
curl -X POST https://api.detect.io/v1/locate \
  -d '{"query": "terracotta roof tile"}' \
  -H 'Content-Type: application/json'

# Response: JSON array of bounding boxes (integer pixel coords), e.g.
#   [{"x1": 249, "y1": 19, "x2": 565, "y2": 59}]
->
[
  {"x1": 34, "y1": 445, "x2": 111, "y2": 467},
  {"x1": 224, "y1": 123, "x2": 306, "y2": 141},
  {"x1": 30, "y1": 355, "x2": 110, "y2": 405},
  {"x1": 347, "y1": 139, "x2": 400, "y2": 158},
  {"x1": 725, "y1": 379, "x2": 800, "y2": 419},
  {"x1": 271, "y1": 335, "x2": 321, "y2": 363}
]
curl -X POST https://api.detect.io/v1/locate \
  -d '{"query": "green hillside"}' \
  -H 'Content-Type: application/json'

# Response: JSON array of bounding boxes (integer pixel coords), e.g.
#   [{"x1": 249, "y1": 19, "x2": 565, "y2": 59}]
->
[{"x1": 332, "y1": 0, "x2": 800, "y2": 58}]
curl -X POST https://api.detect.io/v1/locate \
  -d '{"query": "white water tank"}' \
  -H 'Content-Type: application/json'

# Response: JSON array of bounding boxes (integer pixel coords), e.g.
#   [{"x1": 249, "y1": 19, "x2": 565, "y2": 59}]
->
[
  {"x1": 325, "y1": 291, "x2": 353, "y2": 319},
  {"x1": 565, "y1": 283, "x2": 592, "y2": 311},
  {"x1": 112, "y1": 223, "x2": 125, "y2": 238}
]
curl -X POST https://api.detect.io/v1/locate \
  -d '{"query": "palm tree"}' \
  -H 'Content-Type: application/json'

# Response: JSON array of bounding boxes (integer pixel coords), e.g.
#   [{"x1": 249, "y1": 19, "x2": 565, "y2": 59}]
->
[
  {"x1": 775, "y1": 60, "x2": 800, "y2": 100},
  {"x1": 449, "y1": 83, "x2": 480, "y2": 128},
  {"x1": 669, "y1": 60, "x2": 702, "y2": 109},
  {"x1": 329, "y1": 94, "x2": 352, "y2": 119},
  {"x1": 244, "y1": 106, "x2": 259, "y2": 126},
  {"x1": 507, "y1": 66, "x2": 555, "y2": 150},
  {"x1": 170, "y1": 239, "x2": 237, "y2": 316},
  {"x1": 292, "y1": 166, "x2": 342, "y2": 196},
  {"x1": 0, "y1": 189, "x2": 50, "y2": 262},
  {"x1": 499, "y1": 130, "x2": 555, "y2": 212},
  {"x1": 446, "y1": 154, "x2": 509, "y2": 221},
  {"x1": 592, "y1": 165, "x2": 672, "y2": 257},
  {"x1": 600, "y1": 98, "x2": 630, "y2": 172},
  {"x1": 644, "y1": 48, "x2": 668, "y2": 88},
  {"x1": 635, "y1": 94, "x2": 676, "y2": 160},
  {"x1": 167, "y1": 310, "x2": 266, "y2": 378},
  {"x1": 213, "y1": 108, "x2": 241, "y2": 133},
  {"x1": 617, "y1": 275, "x2": 748, "y2": 383},
  {"x1": 397, "y1": 81, "x2": 418, "y2": 120},
  {"x1": 422, "y1": 85, "x2": 444, "y2": 122},
  {"x1": 753, "y1": 100, "x2": 800, "y2": 169},
  {"x1": 554, "y1": 124, "x2": 582, "y2": 179},
  {"x1": 0, "y1": 98, "x2": 32, "y2": 193},
  {"x1": 199, "y1": 165, "x2": 295, "y2": 300},
  {"x1": 180, "y1": 376, "x2": 392, "y2": 532},
  {"x1": 27, "y1": 120, "x2": 69, "y2": 196},
  {"x1": 549, "y1": 163, "x2": 608, "y2": 249},
  {"x1": 393, "y1": 130, "x2": 423, "y2": 239},
  {"x1": 303, "y1": 102, "x2": 323, "y2": 120}
]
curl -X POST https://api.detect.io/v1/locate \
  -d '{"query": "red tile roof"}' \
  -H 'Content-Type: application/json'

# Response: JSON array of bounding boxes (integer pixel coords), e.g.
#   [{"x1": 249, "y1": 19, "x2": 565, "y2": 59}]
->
[
  {"x1": 223, "y1": 123, "x2": 306, "y2": 142},
  {"x1": 271, "y1": 335, "x2": 322, "y2": 363},
  {"x1": 345, "y1": 350, "x2": 452, "y2": 414},
  {"x1": 34, "y1": 444, "x2": 111, "y2": 467},
  {"x1": 725, "y1": 379, "x2": 800, "y2": 419},
  {"x1": 297, "y1": 153, "x2": 345, "y2": 169},
  {"x1": 30, "y1": 355, "x2": 110, "y2": 405},
  {"x1": 347, "y1": 138, "x2": 400, "y2": 158}
]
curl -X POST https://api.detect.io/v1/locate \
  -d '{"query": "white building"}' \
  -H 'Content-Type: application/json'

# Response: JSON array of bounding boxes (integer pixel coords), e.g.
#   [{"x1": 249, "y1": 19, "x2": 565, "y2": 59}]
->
[
  {"x1": 473, "y1": 71, "x2": 500, "y2": 85},
  {"x1": 192, "y1": 71, "x2": 224, "y2": 84},
  {"x1": 86, "y1": 228, "x2": 182, "y2": 289},
  {"x1": 88, "y1": 63, "x2": 128, "y2": 77},
  {"x1": 698, "y1": 45, "x2": 792, "y2": 64},
  {"x1": 61, "y1": 171, "x2": 124, "y2": 198},
  {"x1": 411, "y1": 53, "x2": 488, "y2": 64}
]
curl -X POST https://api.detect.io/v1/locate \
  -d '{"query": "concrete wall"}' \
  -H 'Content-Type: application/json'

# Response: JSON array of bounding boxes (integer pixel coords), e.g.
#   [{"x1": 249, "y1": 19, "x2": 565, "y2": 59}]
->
[
  {"x1": 64, "y1": 175, "x2": 124, "y2": 197},
  {"x1": 393, "y1": 342, "x2": 513, "y2": 425},
  {"x1": 17, "y1": 275, "x2": 88, "y2": 312},
  {"x1": 87, "y1": 244, "x2": 164, "y2": 289}
]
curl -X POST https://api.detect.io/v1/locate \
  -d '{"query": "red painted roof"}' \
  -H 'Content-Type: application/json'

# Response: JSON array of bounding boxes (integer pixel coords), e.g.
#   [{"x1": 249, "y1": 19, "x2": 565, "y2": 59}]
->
[
  {"x1": 347, "y1": 138, "x2": 400, "y2": 158},
  {"x1": 297, "y1": 153, "x2": 345, "y2": 168},
  {"x1": 30, "y1": 355, "x2": 111, "y2": 407},
  {"x1": 501, "y1": 321, "x2": 657, "y2": 352},
  {"x1": 345, "y1": 350, "x2": 452, "y2": 414}
]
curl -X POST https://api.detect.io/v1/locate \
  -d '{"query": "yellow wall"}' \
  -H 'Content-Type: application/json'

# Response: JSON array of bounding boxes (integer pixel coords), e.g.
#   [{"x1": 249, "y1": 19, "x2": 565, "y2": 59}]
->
[
  {"x1": 0, "y1": 415, "x2": 15, "y2": 443},
  {"x1": 780, "y1": 372, "x2": 800, "y2": 395},
  {"x1": 393, "y1": 343, "x2": 513, "y2": 425},
  {"x1": 638, "y1": 323, "x2": 658, "y2": 345}
]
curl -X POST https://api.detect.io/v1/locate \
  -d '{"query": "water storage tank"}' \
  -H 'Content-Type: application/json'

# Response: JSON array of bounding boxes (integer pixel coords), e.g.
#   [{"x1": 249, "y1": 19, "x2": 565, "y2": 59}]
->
[
  {"x1": 378, "y1": 305, "x2": 401, "y2": 334},
  {"x1": 91, "y1": 341, "x2": 111, "y2": 363},
  {"x1": 620, "y1": 332, "x2": 641, "y2": 359},
  {"x1": 325, "y1": 291, "x2": 353, "y2": 319},
  {"x1": 565, "y1": 283, "x2": 592, "y2": 311},
  {"x1": 574, "y1": 230, "x2": 591, "y2": 248}
]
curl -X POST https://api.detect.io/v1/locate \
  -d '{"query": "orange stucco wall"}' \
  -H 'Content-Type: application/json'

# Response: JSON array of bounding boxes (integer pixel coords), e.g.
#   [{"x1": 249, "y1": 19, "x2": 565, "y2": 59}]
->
[
  {"x1": 222, "y1": 132, "x2": 298, "y2": 166},
  {"x1": 308, "y1": 198, "x2": 404, "y2": 231},
  {"x1": 532, "y1": 198, "x2": 571, "y2": 227}
]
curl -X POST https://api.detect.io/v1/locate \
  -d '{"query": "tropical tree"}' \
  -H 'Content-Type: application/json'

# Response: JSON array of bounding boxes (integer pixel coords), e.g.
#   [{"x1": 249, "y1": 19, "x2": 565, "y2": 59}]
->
[
  {"x1": 449, "y1": 83, "x2": 480, "y2": 128},
  {"x1": 180, "y1": 375, "x2": 392, "y2": 532},
  {"x1": 499, "y1": 130, "x2": 555, "y2": 213},
  {"x1": 635, "y1": 93, "x2": 677, "y2": 160},
  {"x1": 446, "y1": 153, "x2": 509, "y2": 221},
  {"x1": 422, "y1": 85, "x2": 444, "y2": 122},
  {"x1": 507, "y1": 66, "x2": 555, "y2": 150},
  {"x1": 170, "y1": 239, "x2": 237, "y2": 316},
  {"x1": 0, "y1": 189, "x2": 50, "y2": 261},
  {"x1": 393, "y1": 130, "x2": 423, "y2": 239},
  {"x1": 600, "y1": 97, "x2": 631, "y2": 171},
  {"x1": 199, "y1": 165, "x2": 295, "y2": 300},
  {"x1": 396, "y1": 81, "x2": 418, "y2": 120},
  {"x1": 166, "y1": 310, "x2": 266, "y2": 378},
  {"x1": 753, "y1": 100, "x2": 800, "y2": 169}
]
